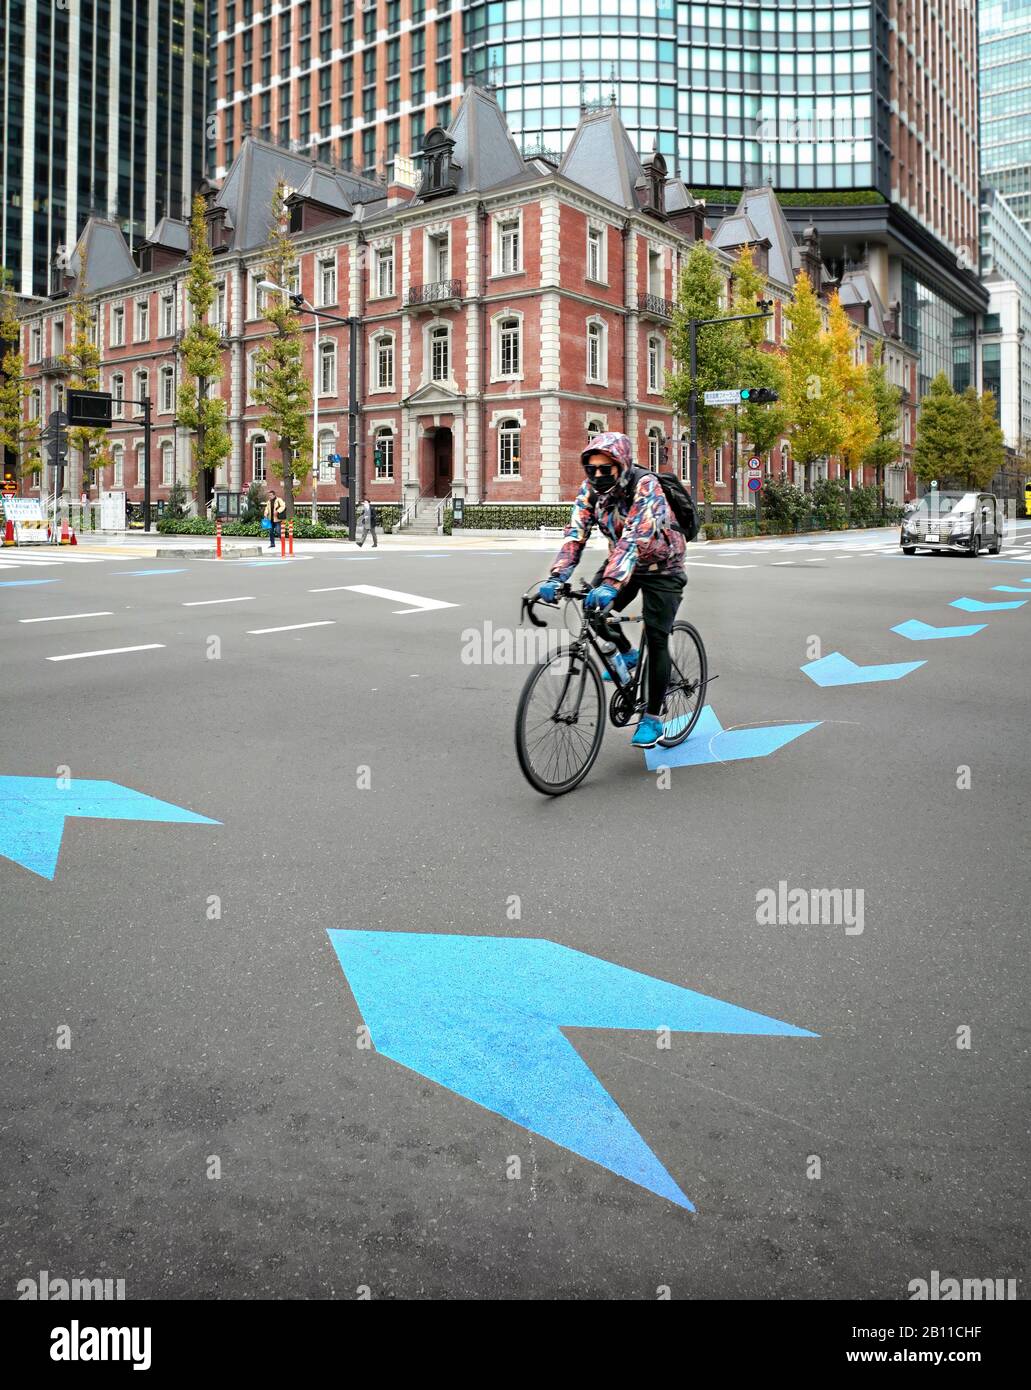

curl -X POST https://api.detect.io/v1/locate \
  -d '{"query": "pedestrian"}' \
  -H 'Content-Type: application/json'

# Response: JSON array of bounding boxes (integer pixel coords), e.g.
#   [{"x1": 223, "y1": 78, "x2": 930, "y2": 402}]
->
[
  {"x1": 356, "y1": 497, "x2": 378, "y2": 548},
  {"x1": 263, "y1": 489, "x2": 285, "y2": 549}
]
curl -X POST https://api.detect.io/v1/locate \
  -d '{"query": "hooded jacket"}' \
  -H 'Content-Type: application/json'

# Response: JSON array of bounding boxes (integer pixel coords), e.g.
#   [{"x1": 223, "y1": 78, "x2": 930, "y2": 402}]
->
[{"x1": 548, "y1": 431, "x2": 686, "y2": 586}]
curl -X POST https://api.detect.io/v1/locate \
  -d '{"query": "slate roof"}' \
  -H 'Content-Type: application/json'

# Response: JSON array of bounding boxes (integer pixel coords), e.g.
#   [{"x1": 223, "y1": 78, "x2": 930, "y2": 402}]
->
[
  {"x1": 215, "y1": 138, "x2": 385, "y2": 249},
  {"x1": 65, "y1": 219, "x2": 138, "y2": 294},
  {"x1": 559, "y1": 104, "x2": 646, "y2": 210},
  {"x1": 144, "y1": 217, "x2": 190, "y2": 253},
  {"x1": 838, "y1": 266, "x2": 889, "y2": 335},
  {"x1": 439, "y1": 85, "x2": 527, "y2": 197},
  {"x1": 713, "y1": 187, "x2": 802, "y2": 287}
]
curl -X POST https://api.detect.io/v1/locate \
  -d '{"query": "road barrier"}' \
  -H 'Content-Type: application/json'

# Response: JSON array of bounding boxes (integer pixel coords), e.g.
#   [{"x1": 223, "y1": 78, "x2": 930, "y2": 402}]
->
[
  {"x1": 280, "y1": 524, "x2": 286, "y2": 558},
  {"x1": 216, "y1": 518, "x2": 222, "y2": 559},
  {"x1": 288, "y1": 520, "x2": 294, "y2": 556}
]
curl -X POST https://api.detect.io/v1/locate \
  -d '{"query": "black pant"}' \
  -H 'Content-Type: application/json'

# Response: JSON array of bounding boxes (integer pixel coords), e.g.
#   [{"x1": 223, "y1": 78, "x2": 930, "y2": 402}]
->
[
  {"x1": 269, "y1": 519, "x2": 281, "y2": 547},
  {"x1": 593, "y1": 567, "x2": 686, "y2": 716}
]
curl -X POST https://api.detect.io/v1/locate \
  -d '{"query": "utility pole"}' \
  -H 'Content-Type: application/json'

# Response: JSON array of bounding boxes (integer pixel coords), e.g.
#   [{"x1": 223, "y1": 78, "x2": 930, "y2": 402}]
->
[{"x1": 688, "y1": 300, "x2": 774, "y2": 501}]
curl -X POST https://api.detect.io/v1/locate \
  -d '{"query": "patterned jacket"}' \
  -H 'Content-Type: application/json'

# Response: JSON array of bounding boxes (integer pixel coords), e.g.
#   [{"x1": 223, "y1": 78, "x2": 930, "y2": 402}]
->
[{"x1": 550, "y1": 470, "x2": 687, "y2": 587}]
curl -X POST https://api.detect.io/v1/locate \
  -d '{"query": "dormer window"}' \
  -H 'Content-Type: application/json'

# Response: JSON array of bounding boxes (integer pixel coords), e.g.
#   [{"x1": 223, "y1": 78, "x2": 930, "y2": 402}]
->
[
  {"x1": 419, "y1": 126, "x2": 458, "y2": 199},
  {"x1": 642, "y1": 151, "x2": 668, "y2": 218}
]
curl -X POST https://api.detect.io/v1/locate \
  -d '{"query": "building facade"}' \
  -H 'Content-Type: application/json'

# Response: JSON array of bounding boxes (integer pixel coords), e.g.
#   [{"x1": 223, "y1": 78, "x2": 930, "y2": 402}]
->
[
  {"x1": 979, "y1": 185, "x2": 1031, "y2": 447},
  {"x1": 17, "y1": 87, "x2": 917, "y2": 515},
  {"x1": 980, "y1": 0, "x2": 1031, "y2": 231},
  {"x1": 208, "y1": 0, "x2": 464, "y2": 184},
  {"x1": 0, "y1": 0, "x2": 208, "y2": 299}
]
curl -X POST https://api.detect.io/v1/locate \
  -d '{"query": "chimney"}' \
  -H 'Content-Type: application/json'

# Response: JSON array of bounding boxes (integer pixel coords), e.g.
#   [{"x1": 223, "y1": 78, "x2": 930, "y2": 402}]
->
[{"x1": 799, "y1": 223, "x2": 822, "y2": 295}]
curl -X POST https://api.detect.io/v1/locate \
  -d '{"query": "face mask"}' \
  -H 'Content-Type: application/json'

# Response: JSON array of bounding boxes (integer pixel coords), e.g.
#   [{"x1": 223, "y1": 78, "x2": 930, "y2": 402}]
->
[{"x1": 592, "y1": 474, "x2": 617, "y2": 493}]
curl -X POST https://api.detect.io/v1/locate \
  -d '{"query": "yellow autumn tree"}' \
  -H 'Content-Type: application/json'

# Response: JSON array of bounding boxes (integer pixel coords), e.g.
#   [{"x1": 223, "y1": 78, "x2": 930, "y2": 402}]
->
[{"x1": 827, "y1": 291, "x2": 878, "y2": 479}]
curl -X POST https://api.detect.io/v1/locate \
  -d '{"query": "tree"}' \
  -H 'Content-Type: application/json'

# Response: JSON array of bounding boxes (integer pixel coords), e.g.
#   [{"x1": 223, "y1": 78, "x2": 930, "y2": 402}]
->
[
  {"x1": 177, "y1": 194, "x2": 231, "y2": 514},
  {"x1": 730, "y1": 246, "x2": 789, "y2": 466},
  {"x1": 254, "y1": 182, "x2": 311, "y2": 519},
  {"x1": 826, "y1": 292, "x2": 878, "y2": 483},
  {"x1": 913, "y1": 373, "x2": 963, "y2": 488},
  {"x1": 0, "y1": 269, "x2": 41, "y2": 487},
  {"x1": 61, "y1": 256, "x2": 111, "y2": 500},
  {"x1": 782, "y1": 270, "x2": 841, "y2": 491},
  {"x1": 950, "y1": 388, "x2": 1004, "y2": 492},
  {"x1": 861, "y1": 345, "x2": 903, "y2": 510},
  {"x1": 667, "y1": 240, "x2": 741, "y2": 457}
]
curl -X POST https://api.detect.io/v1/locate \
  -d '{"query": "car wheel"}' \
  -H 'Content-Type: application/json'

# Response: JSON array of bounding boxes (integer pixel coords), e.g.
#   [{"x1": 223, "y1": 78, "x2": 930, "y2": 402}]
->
[
  {"x1": 967, "y1": 533, "x2": 980, "y2": 556},
  {"x1": 902, "y1": 546, "x2": 917, "y2": 555},
  {"x1": 990, "y1": 535, "x2": 1002, "y2": 555}
]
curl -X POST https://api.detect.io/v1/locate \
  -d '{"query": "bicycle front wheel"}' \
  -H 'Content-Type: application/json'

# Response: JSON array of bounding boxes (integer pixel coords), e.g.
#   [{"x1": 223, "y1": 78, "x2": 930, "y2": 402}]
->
[
  {"x1": 658, "y1": 621, "x2": 708, "y2": 749},
  {"x1": 515, "y1": 647, "x2": 605, "y2": 795}
]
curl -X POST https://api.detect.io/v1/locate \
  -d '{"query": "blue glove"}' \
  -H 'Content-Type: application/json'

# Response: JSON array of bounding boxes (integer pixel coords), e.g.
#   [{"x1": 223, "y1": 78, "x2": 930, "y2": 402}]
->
[
  {"x1": 538, "y1": 580, "x2": 561, "y2": 602},
  {"x1": 584, "y1": 583, "x2": 618, "y2": 613}
]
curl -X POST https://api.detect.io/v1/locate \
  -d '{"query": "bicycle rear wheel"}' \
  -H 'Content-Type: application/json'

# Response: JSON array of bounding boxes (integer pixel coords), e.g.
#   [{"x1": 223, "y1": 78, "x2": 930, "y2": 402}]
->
[
  {"x1": 657, "y1": 621, "x2": 708, "y2": 749},
  {"x1": 515, "y1": 647, "x2": 605, "y2": 795}
]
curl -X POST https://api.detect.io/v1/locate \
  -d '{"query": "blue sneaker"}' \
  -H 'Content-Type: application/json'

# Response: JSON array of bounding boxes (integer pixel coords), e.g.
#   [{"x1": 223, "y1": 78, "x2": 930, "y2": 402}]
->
[
  {"x1": 602, "y1": 648, "x2": 639, "y2": 682},
  {"x1": 631, "y1": 715, "x2": 664, "y2": 748}
]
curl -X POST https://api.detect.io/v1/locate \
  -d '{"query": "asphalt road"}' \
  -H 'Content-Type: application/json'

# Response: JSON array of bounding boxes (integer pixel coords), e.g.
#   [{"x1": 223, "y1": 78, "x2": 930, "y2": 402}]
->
[{"x1": 1, "y1": 527, "x2": 1029, "y2": 1299}]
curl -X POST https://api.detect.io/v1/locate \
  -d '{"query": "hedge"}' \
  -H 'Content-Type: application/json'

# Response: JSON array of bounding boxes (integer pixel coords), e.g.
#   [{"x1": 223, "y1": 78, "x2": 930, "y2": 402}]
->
[
  {"x1": 450, "y1": 504, "x2": 572, "y2": 530},
  {"x1": 691, "y1": 188, "x2": 887, "y2": 208}
]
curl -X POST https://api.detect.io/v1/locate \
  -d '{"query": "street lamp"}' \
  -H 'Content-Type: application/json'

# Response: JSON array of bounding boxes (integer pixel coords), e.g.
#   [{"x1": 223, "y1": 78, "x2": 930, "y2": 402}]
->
[{"x1": 259, "y1": 280, "x2": 360, "y2": 540}]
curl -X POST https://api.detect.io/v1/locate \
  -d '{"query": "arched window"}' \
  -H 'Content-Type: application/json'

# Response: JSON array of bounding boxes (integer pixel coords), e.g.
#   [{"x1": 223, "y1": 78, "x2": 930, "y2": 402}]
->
[
  {"x1": 586, "y1": 320, "x2": 604, "y2": 383},
  {"x1": 111, "y1": 373, "x2": 125, "y2": 419},
  {"x1": 587, "y1": 418, "x2": 605, "y2": 440},
  {"x1": 372, "y1": 333, "x2": 394, "y2": 390},
  {"x1": 497, "y1": 317, "x2": 520, "y2": 377},
  {"x1": 647, "y1": 428, "x2": 663, "y2": 471},
  {"x1": 111, "y1": 444, "x2": 124, "y2": 487},
  {"x1": 135, "y1": 443, "x2": 146, "y2": 486},
  {"x1": 319, "y1": 340, "x2": 337, "y2": 396},
  {"x1": 679, "y1": 433, "x2": 689, "y2": 480},
  {"x1": 430, "y1": 324, "x2": 449, "y2": 382},
  {"x1": 134, "y1": 369, "x2": 149, "y2": 417},
  {"x1": 498, "y1": 418, "x2": 521, "y2": 477},
  {"x1": 317, "y1": 430, "x2": 335, "y2": 482},
  {"x1": 713, "y1": 444, "x2": 724, "y2": 485},
  {"x1": 252, "y1": 436, "x2": 267, "y2": 482},
  {"x1": 160, "y1": 440, "x2": 174, "y2": 486},
  {"x1": 159, "y1": 365, "x2": 175, "y2": 413},
  {"x1": 778, "y1": 443, "x2": 788, "y2": 479},
  {"x1": 247, "y1": 351, "x2": 260, "y2": 402},
  {"x1": 374, "y1": 428, "x2": 394, "y2": 479}
]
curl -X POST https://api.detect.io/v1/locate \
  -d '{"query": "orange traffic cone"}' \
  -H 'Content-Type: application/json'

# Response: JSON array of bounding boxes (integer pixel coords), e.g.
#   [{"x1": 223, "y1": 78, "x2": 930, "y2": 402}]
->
[
  {"x1": 70, "y1": 528, "x2": 78, "y2": 546},
  {"x1": 2, "y1": 517, "x2": 14, "y2": 546},
  {"x1": 59, "y1": 516, "x2": 70, "y2": 545}
]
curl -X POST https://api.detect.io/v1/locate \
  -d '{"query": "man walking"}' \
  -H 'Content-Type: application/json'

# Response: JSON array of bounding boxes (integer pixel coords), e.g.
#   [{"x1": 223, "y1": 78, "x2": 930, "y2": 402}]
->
[
  {"x1": 356, "y1": 497, "x2": 378, "y2": 548},
  {"x1": 263, "y1": 490, "x2": 285, "y2": 550}
]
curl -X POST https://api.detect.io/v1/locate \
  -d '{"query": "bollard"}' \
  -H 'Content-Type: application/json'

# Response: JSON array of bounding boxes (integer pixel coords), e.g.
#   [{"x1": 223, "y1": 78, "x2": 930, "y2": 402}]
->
[
  {"x1": 288, "y1": 519, "x2": 294, "y2": 556},
  {"x1": 280, "y1": 522, "x2": 286, "y2": 557},
  {"x1": 216, "y1": 518, "x2": 222, "y2": 559}
]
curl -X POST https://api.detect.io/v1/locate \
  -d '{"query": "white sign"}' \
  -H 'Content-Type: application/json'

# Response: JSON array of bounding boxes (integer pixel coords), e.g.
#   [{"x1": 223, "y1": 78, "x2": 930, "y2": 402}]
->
[
  {"x1": 703, "y1": 389, "x2": 743, "y2": 407},
  {"x1": 100, "y1": 489, "x2": 126, "y2": 531},
  {"x1": 748, "y1": 456, "x2": 761, "y2": 472},
  {"x1": 1, "y1": 496, "x2": 48, "y2": 544}
]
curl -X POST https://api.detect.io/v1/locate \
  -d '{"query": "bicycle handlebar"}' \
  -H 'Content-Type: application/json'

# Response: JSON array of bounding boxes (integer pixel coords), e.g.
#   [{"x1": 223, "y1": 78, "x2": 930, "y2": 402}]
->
[{"x1": 520, "y1": 582, "x2": 639, "y2": 628}]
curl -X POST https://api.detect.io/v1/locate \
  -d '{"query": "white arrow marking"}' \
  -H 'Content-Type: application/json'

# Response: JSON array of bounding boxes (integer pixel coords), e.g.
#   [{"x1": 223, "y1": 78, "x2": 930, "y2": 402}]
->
[{"x1": 343, "y1": 584, "x2": 458, "y2": 614}]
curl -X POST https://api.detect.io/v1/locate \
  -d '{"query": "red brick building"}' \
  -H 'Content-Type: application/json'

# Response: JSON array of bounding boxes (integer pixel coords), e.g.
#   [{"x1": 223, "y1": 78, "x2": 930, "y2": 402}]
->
[{"x1": 17, "y1": 86, "x2": 917, "y2": 518}]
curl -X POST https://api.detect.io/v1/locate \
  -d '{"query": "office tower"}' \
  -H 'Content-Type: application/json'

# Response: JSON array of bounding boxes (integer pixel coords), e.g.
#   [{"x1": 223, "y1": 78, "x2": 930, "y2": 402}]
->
[{"x1": 0, "y1": 0, "x2": 208, "y2": 298}]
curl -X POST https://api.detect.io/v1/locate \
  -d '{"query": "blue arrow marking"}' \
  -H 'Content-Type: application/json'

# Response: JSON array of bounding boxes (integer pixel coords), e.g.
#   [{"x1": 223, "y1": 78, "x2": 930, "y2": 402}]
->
[
  {"x1": 991, "y1": 585, "x2": 1031, "y2": 594},
  {"x1": 0, "y1": 578, "x2": 59, "y2": 587},
  {"x1": 643, "y1": 705, "x2": 821, "y2": 771},
  {"x1": 801, "y1": 651, "x2": 925, "y2": 686},
  {"x1": 0, "y1": 776, "x2": 219, "y2": 879},
  {"x1": 891, "y1": 618, "x2": 986, "y2": 640},
  {"x1": 950, "y1": 596, "x2": 1027, "y2": 612},
  {"x1": 326, "y1": 931, "x2": 816, "y2": 1210},
  {"x1": 111, "y1": 568, "x2": 188, "y2": 576}
]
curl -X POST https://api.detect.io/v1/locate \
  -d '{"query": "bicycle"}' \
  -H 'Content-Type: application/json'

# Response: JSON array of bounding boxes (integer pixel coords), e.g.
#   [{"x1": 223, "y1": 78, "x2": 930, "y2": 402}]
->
[{"x1": 514, "y1": 582, "x2": 709, "y2": 796}]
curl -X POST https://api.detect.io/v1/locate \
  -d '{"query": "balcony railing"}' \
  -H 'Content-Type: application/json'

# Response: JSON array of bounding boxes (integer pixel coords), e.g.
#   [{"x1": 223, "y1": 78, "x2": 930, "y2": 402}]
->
[
  {"x1": 39, "y1": 356, "x2": 69, "y2": 375},
  {"x1": 406, "y1": 279, "x2": 462, "y2": 307},
  {"x1": 638, "y1": 293, "x2": 675, "y2": 320}
]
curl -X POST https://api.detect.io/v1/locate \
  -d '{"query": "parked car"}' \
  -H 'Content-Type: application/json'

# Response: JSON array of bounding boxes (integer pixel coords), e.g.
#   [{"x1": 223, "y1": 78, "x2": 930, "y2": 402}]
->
[{"x1": 901, "y1": 492, "x2": 1003, "y2": 556}]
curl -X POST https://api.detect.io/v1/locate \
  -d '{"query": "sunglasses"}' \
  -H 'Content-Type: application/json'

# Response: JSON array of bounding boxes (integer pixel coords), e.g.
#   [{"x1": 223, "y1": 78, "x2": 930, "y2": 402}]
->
[{"x1": 584, "y1": 463, "x2": 617, "y2": 477}]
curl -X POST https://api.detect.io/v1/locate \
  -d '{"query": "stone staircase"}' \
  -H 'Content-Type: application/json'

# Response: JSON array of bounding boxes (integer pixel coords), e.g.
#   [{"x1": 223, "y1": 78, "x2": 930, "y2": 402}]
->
[{"x1": 400, "y1": 493, "x2": 447, "y2": 536}]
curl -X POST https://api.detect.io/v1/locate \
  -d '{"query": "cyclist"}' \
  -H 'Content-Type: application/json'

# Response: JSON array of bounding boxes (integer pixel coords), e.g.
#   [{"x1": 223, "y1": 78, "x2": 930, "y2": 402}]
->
[{"x1": 538, "y1": 431, "x2": 686, "y2": 749}]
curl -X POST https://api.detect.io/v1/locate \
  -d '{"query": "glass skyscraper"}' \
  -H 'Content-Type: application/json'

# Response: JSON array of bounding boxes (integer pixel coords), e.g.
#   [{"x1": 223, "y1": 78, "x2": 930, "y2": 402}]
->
[
  {"x1": 0, "y1": 1, "x2": 208, "y2": 298},
  {"x1": 980, "y1": 0, "x2": 1031, "y2": 230}
]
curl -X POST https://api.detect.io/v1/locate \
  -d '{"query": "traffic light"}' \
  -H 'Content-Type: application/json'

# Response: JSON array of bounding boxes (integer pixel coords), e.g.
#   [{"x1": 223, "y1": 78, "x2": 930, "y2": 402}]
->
[{"x1": 739, "y1": 387, "x2": 779, "y2": 404}]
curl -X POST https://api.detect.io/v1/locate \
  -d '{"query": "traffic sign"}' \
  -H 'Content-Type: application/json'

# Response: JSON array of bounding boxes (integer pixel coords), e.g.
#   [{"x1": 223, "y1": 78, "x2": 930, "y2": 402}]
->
[
  {"x1": 67, "y1": 389, "x2": 112, "y2": 428},
  {"x1": 748, "y1": 456, "x2": 761, "y2": 472},
  {"x1": 747, "y1": 476, "x2": 762, "y2": 493},
  {"x1": 703, "y1": 389, "x2": 744, "y2": 407}
]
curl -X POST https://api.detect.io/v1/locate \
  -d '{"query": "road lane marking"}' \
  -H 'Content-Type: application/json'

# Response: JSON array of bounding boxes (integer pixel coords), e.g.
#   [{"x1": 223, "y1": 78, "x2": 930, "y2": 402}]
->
[
  {"x1": 341, "y1": 584, "x2": 459, "y2": 614},
  {"x1": 111, "y1": 568, "x2": 188, "y2": 576},
  {"x1": 0, "y1": 578, "x2": 59, "y2": 587},
  {"x1": 182, "y1": 596, "x2": 256, "y2": 606},
  {"x1": 681, "y1": 560, "x2": 757, "y2": 570},
  {"x1": 771, "y1": 561, "x2": 795, "y2": 566},
  {"x1": 20, "y1": 611, "x2": 114, "y2": 623},
  {"x1": 246, "y1": 620, "x2": 337, "y2": 634},
  {"x1": 47, "y1": 644, "x2": 166, "y2": 662},
  {"x1": 308, "y1": 585, "x2": 356, "y2": 592}
]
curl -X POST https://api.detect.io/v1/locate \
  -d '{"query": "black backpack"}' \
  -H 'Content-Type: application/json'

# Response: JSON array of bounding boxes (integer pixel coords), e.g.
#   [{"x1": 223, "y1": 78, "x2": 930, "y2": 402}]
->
[{"x1": 628, "y1": 466, "x2": 699, "y2": 542}]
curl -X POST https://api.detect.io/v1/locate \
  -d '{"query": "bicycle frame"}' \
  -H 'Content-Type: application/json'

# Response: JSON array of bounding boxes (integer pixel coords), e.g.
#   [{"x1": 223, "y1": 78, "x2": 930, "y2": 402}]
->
[{"x1": 521, "y1": 584, "x2": 646, "y2": 723}]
